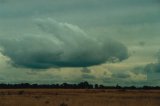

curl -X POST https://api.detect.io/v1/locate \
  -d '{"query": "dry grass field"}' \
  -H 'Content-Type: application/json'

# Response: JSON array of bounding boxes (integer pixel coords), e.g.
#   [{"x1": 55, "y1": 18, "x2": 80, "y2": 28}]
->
[{"x1": 0, "y1": 89, "x2": 159, "y2": 106}]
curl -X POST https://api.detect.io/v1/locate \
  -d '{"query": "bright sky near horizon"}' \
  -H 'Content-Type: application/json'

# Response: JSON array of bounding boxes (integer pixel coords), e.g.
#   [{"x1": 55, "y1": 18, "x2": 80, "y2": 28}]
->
[{"x1": 0, "y1": 0, "x2": 160, "y2": 86}]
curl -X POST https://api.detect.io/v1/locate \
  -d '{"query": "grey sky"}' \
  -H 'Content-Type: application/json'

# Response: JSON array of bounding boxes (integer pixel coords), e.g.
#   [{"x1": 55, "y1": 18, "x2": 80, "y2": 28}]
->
[{"x1": 0, "y1": 0, "x2": 160, "y2": 86}]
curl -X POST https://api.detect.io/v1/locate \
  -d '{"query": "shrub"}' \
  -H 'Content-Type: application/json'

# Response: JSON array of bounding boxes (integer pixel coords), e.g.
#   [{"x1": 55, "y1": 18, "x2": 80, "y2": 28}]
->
[
  {"x1": 18, "y1": 90, "x2": 25, "y2": 95},
  {"x1": 59, "y1": 102, "x2": 68, "y2": 106},
  {"x1": 45, "y1": 100, "x2": 50, "y2": 104}
]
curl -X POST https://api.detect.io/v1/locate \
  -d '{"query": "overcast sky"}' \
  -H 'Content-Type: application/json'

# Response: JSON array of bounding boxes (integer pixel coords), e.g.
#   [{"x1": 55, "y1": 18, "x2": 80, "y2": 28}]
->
[{"x1": 0, "y1": 0, "x2": 160, "y2": 86}]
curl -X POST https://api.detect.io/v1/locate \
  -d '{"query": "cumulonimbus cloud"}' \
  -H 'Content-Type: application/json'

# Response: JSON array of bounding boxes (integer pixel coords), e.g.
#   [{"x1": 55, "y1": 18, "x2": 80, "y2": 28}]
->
[
  {"x1": 142, "y1": 49, "x2": 160, "y2": 80},
  {"x1": 144, "y1": 51, "x2": 160, "y2": 73},
  {"x1": 0, "y1": 18, "x2": 128, "y2": 69}
]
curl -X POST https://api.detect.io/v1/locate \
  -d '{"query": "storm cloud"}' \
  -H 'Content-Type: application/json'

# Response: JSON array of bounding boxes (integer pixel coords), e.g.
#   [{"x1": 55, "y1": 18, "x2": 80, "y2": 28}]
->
[
  {"x1": 0, "y1": 18, "x2": 128, "y2": 69},
  {"x1": 143, "y1": 50, "x2": 160, "y2": 73}
]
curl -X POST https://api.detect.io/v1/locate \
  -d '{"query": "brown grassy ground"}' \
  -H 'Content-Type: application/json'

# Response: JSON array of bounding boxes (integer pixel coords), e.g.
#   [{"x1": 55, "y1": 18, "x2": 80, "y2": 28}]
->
[{"x1": 0, "y1": 89, "x2": 159, "y2": 106}]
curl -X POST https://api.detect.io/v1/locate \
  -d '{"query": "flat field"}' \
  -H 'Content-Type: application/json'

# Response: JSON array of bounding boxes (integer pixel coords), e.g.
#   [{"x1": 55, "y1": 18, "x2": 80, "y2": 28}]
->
[{"x1": 0, "y1": 89, "x2": 159, "y2": 106}]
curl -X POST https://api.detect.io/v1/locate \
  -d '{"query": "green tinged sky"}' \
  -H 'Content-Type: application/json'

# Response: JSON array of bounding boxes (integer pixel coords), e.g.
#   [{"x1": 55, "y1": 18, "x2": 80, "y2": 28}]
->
[{"x1": 0, "y1": 0, "x2": 160, "y2": 86}]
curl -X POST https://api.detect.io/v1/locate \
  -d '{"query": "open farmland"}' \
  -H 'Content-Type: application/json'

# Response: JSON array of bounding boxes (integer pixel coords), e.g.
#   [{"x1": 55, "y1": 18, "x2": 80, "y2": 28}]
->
[{"x1": 0, "y1": 89, "x2": 159, "y2": 106}]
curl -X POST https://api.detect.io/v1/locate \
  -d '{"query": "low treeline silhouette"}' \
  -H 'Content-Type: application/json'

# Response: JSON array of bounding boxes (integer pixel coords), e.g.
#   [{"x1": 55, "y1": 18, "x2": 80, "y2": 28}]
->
[{"x1": 0, "y1": 81, "x2": 159, "y2": 89}]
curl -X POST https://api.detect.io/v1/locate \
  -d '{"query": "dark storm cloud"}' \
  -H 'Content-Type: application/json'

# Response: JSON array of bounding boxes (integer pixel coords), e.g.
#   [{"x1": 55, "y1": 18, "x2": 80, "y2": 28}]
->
[
  {"x1": 144, "y1": 63, "x2": 160, "y2": 73},
  {"x1": 144, "y1": 50, "x2": 160, "y2": 73},
  {"x1": 0, "y1": 18, "x2": 128, "y2": 69}
]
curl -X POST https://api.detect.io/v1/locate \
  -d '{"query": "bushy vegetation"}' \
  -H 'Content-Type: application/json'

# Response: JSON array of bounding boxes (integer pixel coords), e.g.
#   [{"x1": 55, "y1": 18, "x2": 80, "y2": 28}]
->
[
  {"x1": 59, "y1": 102, "x2": 68, "y2": 106},
  {"x1": 0, "y1": 82, "x2": 159, "y2": 89}
]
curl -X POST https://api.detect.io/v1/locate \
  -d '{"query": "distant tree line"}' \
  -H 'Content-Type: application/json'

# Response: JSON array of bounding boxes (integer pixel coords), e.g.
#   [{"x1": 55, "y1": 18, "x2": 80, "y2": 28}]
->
[{"x1": 0, "y1": 81, "x2": 159, "y2": 89}]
